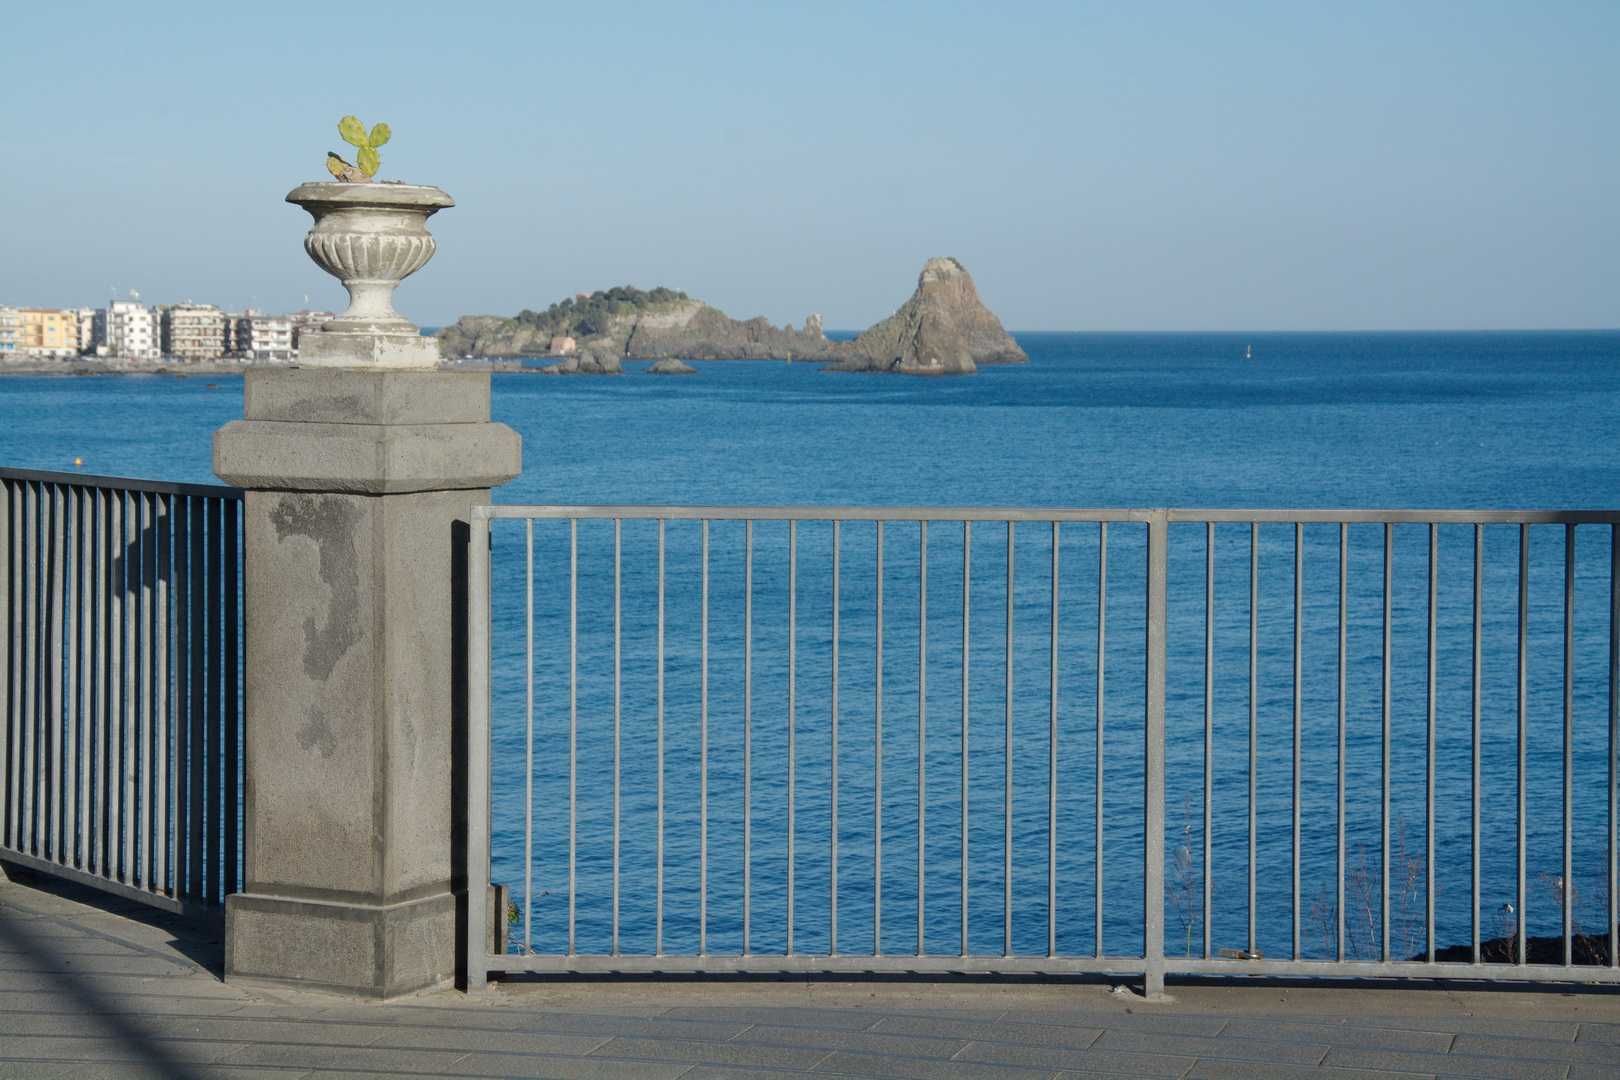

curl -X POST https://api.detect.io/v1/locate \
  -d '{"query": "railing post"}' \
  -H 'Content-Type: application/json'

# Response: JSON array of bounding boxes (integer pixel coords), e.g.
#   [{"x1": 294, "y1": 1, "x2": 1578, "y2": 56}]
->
[
  {"x1": 212, "y1": 183, "x2": 520, "y2": 998},
  {"x1": 1144, "y1": 511, "x2": 1167, "y2": 998},
  {"x1": 464, "y1": 510, "x2": 491, "y2": 991}
]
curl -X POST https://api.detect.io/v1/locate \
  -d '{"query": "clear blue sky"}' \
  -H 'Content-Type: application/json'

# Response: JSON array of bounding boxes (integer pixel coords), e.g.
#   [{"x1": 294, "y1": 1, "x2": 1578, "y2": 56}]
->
[{"x1": 3, "y1": 1, "x2": 1616, "y2": 331}]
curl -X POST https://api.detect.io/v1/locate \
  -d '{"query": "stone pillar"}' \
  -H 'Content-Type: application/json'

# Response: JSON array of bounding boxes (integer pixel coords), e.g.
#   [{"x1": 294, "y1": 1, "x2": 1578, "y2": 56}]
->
[{"x1": 213, "y1": 183, "x2": 519, "y2": 997}]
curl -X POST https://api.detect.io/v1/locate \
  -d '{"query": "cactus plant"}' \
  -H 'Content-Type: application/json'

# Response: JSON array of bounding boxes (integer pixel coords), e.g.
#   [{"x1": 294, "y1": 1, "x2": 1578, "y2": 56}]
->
[{"x1": 326, "y1": 115, "x2": 392, "y2": 182}]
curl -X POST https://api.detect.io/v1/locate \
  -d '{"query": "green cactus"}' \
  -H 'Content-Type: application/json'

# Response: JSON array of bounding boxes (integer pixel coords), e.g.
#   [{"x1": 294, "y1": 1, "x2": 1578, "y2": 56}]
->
[{"x1": 330, "y1": 115, "x2": 393, "y2": 181}]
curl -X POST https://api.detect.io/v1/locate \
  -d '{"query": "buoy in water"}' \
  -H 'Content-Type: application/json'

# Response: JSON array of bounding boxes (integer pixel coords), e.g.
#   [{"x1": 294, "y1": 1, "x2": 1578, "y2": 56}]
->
[{"x1": 73, "y1": 457, "x2": 84, "y2": 467}]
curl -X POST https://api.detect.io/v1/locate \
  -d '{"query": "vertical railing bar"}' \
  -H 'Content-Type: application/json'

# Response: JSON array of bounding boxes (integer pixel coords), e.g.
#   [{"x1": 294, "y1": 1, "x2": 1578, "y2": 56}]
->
[
  {"x1": 95, "y1": 488, "x2": 110, "y2": 878},
  {"x1": 153, "y1": 495, "x2": 168, "y2": 894},
  {"x1": 1517, "y1": 523, "x2": 1527, "y2": 965},
  {"x1": 874, "y1": 519, "x2": 884, "y2": 956},
  {"x1": 171, "y1": 495, "x2": 189, "y2": 897},
  {"x1": 2, "y1": 481, "x2": 16, "y2": 853},
  {"x1": 961, "y1": 520, "x2": 970, "y2": 957},
  {"x1": 919, "y1": 520, "x2": 928, "y2": 958},
  {"x1": 206, "y1": 496, "x2": 223, "y2": 901},
  {"x1": 700, "y1": 519, "x2": 710, "y2": 956},
  {"x1": 141, "y1": 494, "x2": 157, "y2": 889},
  {"x1": 1425, "y1": 522, "x2": 1436, "y2": 964},
  {"x1": 1293, "y1": 521, "x2": 1302, "y2": 960},
  {"x1": 829, "y1": 519, "x2": 837, "y2": 956},
  {"x1": 188, "y1": 496, "x2": 204, "y2": 900},
  {"x1": 464, "y1": 513, "x2": 491, "y2": 990},
  {"x1": 123, "y1": 490, "x2": 138, "y2": 884},
  {"x1": 1248, "y1": 521, "x2": 1257, "y2": 957},
  {"x1": 1610, "y1": 522, "x2": 1618, "y2": 971},
  {"x1": 743, "y1": 519, "x2": 753, "y2": 955},
  {"x1": 23, "y1": 482, "x2": 38, "y2": 860},
  {"x1": 523, "y1": 519, "x2": 534, "y2": 955},
  {"x1": 1337, "y1": 522, "x2": 1347, "y2": 962},
  {"x1": 567, "y1": 518, "x2": 577, "y2": 955},
  {"x1": 1047, "y1": 520, "x2": 1058, "y2": 959},
  {"x1": 140, "y1": 494, "x2": 155, "y2": 888},
  {"x1": 74, "y1": 487, "x2": 91, "y2": 871},
  {"x1": 1563, "y1": 523, "x2": 1574, "y2": 967},
  {"x1": 115, "y1": 489, "x2": 130, "y2": 879},
  {"x1": 1004, "y1": 520, "x2": 1014, "y2": 958},
  {"x1": 787, "y1": 518, "x2": 797, "y2": 955},
  {"x1": 1096, "y1": 520, "x2": 1107, "y2": 959},
  {"x1": 1204, "y1": 521, "x2": 1214, "y2": 960},
  {"x1": 48, "y1": 485, "x2": 64, "y2": 865},
  {"x1": 63, "y1": 486, "x2": 78, "y2": 869},
  {"x1": 656, "y1": 518, "x2": 665, "y2": 955},
  {"x1": 1472, "y1": 523, "x2": 1482, "y2": 964},
  {"x1": 1145, "y1": 513, "x2": 1168, "y2": 999},
  {"x1": 1381, "y1": 523, "x2": 1392, "y2": 961},
  {"x1": 612, "y1": 518, "x2": 621, "y2": 956},
  {"x1": 223, "y1": 498, "x2": 239, "y2": 898}
]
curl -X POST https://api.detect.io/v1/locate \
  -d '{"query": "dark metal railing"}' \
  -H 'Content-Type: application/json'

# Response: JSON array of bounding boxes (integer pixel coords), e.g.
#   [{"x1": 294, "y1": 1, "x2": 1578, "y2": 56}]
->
[
  {"x1": 1, "y1": 468, "x2": 243, "y2": 915},
  {"x1": 466, "y1": 505, "x2": 1620, "y2": 992}
]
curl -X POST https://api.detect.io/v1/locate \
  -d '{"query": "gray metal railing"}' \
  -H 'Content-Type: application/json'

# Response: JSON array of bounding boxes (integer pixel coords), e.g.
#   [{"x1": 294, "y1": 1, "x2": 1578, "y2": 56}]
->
[
  {"x1": 466, "y1": 505, "x2": 1620, "y2": 992},
  {"x1": 1, "y1": 468, "x2": 243, "y2": 915}
]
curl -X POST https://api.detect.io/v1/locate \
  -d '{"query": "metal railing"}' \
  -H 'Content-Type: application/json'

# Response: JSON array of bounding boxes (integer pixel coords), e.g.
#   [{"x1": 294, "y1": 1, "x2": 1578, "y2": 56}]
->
[
  {"x1": 1, "y1": 468, "x2": 243, "y2": 915},
  {"x1": 466, "y1": 505, "x2": 1620, "y2": 992}
]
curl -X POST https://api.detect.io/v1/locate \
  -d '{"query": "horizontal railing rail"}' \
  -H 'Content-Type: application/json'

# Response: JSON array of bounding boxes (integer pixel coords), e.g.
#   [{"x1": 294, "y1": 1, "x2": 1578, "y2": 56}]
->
[
  {"x1": 466, "y1": 504, "x2": 1620, "y2": 992},
  {"x1": 1, "y1": 468, "x2": 243, "y2": 916}
]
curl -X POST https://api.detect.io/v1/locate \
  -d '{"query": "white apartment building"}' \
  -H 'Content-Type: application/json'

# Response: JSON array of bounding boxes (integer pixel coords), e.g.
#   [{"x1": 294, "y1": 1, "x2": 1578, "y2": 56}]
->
[
  {"x1": 162, "y1": 304, "x2": 228, "y2": 362},
  {"x1": 0, "y1": 307, "x2": 17, "y2": 355},
  {"x1": 97, "y1": 301, "x2": 160, "y2": 361},
  {"x1": 239, "y1": 312, "x2": 294, "y2": 363}
]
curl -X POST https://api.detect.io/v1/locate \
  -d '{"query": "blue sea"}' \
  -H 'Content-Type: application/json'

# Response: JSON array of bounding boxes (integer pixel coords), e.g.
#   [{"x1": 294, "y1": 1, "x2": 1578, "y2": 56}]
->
[{"x1": 4, "y1": 330, "x2": 1619, "y2": 963}]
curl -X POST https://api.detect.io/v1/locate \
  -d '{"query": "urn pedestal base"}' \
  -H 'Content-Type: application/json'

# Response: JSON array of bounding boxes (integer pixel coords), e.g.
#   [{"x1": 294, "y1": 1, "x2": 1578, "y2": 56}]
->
[{"x1": 299, "y1": 329, "x2": 443, "y2": 369}]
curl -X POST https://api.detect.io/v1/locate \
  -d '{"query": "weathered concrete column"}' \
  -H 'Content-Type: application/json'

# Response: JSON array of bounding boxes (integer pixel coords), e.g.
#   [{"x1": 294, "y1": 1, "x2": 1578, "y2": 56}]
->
[{"x1": 213, "y1": 182, "x2": 519, "y2": 997}]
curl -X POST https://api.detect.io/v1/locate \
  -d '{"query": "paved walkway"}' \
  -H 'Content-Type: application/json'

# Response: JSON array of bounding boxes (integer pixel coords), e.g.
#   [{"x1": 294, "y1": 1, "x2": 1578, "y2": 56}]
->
[{"x1": 2, "y1": 870, "x2": 1618, "y2": 1079}]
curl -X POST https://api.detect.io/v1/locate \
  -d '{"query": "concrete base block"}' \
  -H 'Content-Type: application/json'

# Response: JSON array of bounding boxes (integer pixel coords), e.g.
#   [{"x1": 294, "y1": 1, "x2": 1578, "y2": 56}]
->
[
  {"x1": 244, "y1": 368, "x2": 492, "y2": 425},
  {"x1": 299, "y1": 331, "x2": 442, "y2": 369},
  {"x1": 225, "y1": 890, "x2": 456, "y2": 998}
]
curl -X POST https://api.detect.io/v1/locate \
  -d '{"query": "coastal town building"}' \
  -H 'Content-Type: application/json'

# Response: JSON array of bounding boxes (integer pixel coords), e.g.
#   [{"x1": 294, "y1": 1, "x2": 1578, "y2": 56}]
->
[
  {"x1": 97, "y1": 300, "x2": 160, "y2": 361},
  {"x1": 14, "y1": 308, "x2": 80, "y2": 357},
  {"x1": 238, "y1": 312, "x2": 294, "y2": 362},
  {"x1": 75, "y1": 307, "x2": 98, "y2": 353},
  {"x1": 162, "y1": 303, "x2": 229, "y2": 361},
  {"x1": 0, "y1": 308, "x2": 17, "y2": 354}
]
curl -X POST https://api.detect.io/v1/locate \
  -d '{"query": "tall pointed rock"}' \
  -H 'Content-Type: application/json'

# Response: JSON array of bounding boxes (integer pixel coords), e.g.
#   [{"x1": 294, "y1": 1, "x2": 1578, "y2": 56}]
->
[{"x1": 845, "y1": 257, "x2": 1026, "y2": 374}]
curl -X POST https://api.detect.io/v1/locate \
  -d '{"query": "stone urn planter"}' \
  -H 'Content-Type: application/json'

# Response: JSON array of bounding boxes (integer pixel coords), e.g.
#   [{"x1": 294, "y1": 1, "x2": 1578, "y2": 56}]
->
[{"x1": 286, "y1": 181, "x2": 454, "y2": 368}]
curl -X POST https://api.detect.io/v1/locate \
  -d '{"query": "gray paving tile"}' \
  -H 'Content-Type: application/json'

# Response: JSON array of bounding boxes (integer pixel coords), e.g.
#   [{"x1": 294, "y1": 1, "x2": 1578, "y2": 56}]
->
[
  {"x1": 449, "y1": 1051, "x2": 695, "y2": 1078},
  {"x1": 955, "y1": 1039, "x2": 1195, "y2": 1076},
  {"x1": 369, "y1": 1025, "x2": 610, "y2": 1056},
  {"x1": 0, "y1": 1035, "x2": 250, "y2": 1066},
  {"x1": 589, "y1": 1035, "x2": 830, "y2": 1070},
  {"x1": 485, "y1": 1012, "x2": 755, "y2": 1042},
  {"x1": 1094, "y1": 1030, "x2": 1327, "y2": 1066},
  {"x1": 681, "y1": 1069, "x2": 825, "y2": 1080},
  {"x1": 1011, "y1": 1009, "x2": 1228, "y2": 1038},
  {"x1": 870, "y1": 1013, "x2": 1104, "y2": 1048},
  {"x1": 733, "y1": 1023, "x2": 967, "y2": 1058},
  {"x1": 665, "y1": 1005, "x2": 885, "y2": 1031},
  {"x1": 811, "y1": 1051, "x2": 1056, "y2": 1079},
  {"x1": 1577, "y1": 1023, "x2": 1620, "y2": 1045},
  {"x1": 1454, "y1": 1033, "x2": 1620, "y2": 1064},
  {"x1": 1323, "y1": 1046, "x2": 1569, "y2": 1080},
  {"x1": 1187, "y1": 1061, "x2": 1435, "y2": 1080},
  {"x1": 1347, "y1": 1015, "x2": 1582, "y2": 1042},
  {"x1": 1218, "y1": 1017, "x2": 1455, "y2": 1053},
  {"x1": 215, "y1": 1043, "x2": 473, "y2": 1073},
  {"x1": 1568, "y1": 1066, "x2": 1620, "y2": 1080}
]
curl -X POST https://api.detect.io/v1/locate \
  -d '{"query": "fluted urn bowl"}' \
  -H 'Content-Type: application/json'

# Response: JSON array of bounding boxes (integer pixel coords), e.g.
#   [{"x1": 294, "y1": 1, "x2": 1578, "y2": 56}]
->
[{"x1": 286, "y1": 182, "x2": 454, "y2": 366}]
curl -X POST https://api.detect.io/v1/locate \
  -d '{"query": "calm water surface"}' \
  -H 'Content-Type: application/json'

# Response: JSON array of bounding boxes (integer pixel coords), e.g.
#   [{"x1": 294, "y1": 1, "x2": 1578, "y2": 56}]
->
[{"x1": 4, "y1": 331, "x2": 1618, "y2": 961}]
